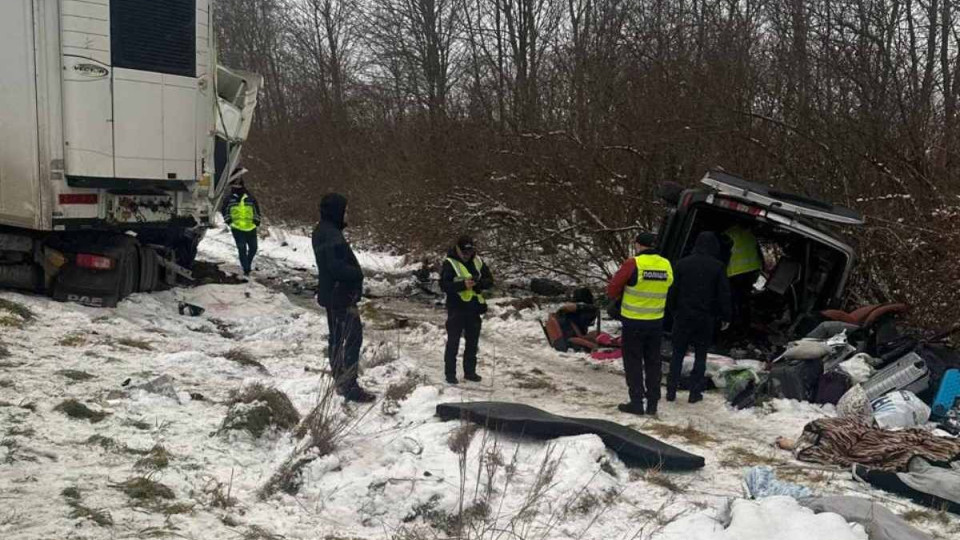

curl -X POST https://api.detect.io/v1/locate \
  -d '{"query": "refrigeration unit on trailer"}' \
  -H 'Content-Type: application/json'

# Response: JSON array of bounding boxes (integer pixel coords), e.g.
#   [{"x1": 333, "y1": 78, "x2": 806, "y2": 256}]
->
[{"x1": 0, "y1": 0, "x2": 260, "y2": 306}]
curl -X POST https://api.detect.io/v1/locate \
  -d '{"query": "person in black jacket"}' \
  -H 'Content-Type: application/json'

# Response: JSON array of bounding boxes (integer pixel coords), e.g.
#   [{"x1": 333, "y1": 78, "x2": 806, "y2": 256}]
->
[
  {"x1": 312, "y1": 193, "x2": 375, "y2": 403},
  {"x1": 440, "y1": 236, "x2": 494, "y2": 384},
  {"x1": 666, "y1": 231, "x2": 732, "y2": 403}
]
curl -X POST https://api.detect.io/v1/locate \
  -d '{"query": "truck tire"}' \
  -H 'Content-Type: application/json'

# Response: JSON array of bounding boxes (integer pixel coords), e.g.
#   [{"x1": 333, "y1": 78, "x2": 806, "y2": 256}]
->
[
  {"x1": 138, "y1": 245, "x2": 159, "y2": 292},
  {"x1": 118, "y1": 242, "x2": 139, "y2": 299},
  {"x1": 173, "y1": 229, "x2": 202, "y2": 268}
]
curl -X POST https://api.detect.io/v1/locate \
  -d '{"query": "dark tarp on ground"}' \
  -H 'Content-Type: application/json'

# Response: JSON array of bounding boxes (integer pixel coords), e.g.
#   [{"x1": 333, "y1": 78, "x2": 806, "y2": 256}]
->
[
  {"x1": 435, "y1": 401, "x2": 705, "y2": 470},
  {"x1": 799, "y1": 496, "x2": 934, "y2": 540}
]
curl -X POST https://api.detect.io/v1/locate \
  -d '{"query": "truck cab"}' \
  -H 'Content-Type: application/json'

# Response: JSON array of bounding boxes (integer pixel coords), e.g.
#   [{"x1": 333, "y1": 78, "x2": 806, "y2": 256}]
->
[{"x1": 658, "y1": 170, "x2": 864, "y2": 339}]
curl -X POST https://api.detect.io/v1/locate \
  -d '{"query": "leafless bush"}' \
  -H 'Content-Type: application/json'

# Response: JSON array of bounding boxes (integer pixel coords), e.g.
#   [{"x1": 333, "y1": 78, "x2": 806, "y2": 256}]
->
[{"x1": 259, "y1": 378, "x2": 369, "y2": 499}]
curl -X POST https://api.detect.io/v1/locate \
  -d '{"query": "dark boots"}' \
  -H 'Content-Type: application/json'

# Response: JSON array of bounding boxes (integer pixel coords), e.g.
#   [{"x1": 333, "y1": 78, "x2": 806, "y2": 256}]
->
[{"x1": 617, "y1": 402, "x2": 645, "y2": 415}]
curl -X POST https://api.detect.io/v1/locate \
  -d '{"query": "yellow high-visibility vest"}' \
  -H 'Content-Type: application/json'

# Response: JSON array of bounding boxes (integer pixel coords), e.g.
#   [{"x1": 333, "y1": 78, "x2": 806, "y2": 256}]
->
[
  {"x1": 229, "y1": 194, "x2": 256, "y2": 232},
  {"x1": 725, "y1": 225, "x2": 762, "y2": 277},
  {"x1": 447, "y1": 257, "x2": 485, "y2": 304},
  {"x1": 621, "y1": 254, "x2": 673, "y2": 321}
]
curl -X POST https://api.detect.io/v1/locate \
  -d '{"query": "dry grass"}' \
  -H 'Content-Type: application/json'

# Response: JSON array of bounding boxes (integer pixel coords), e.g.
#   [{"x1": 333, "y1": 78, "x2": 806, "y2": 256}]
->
[
  {"x1": 901, "y1": 508, "x2": 954, "y2": 527},
  {"x1": 220, "y1": 383, "x2": 301, "y2": 438},
  {"x1": 775, "y1": 466, "x2": 832, "y2": 486},
  {"x1": 506, "y1": 369, "x2": 557, "y2": 392},
  {"x1": 643, "y1": 421, "x2": 719, "y2": 447},
  {"x1": 68, "y1": 503, "x2": 114, "y2": 527},
  {"x1": 116, "y1": 337, "x2": 153, "y2": 351},
  {"x1": 243, "y1": 525, "x2": 285, "y2": 540},
  {"x1": 0, "y1": 298, "x2": 35, "y2": 329},
  {"x1": 223, "y1": 348, "x2": 269, "y2": 373},
  {"x1": 56, "y1": 369, "x2": 96, "y2": 381},
  {"x1": 447, "y1": 423, "x2": 480, "y2": 454},
  {"x1": 57, "y1": 333, "x2": 87, "y2": 347},
  {"x1": 54, "y1": 399, "x2": 109, "y2": 423},
  {"x1": 260, "y1": 380, "x2": 364, "y2": 499},
  {"x1": 719, "y1": 446, "x2": 785, "y2": 468},
  {"x1": 364, "y1": 341, "x2": 399, "y2": 369},
  {"x1": 203, "y1": 473, "x2": 238, "y2": 509},
  {"x1": 160, "y1": 502, "x2": 194, "y2": 515},
  {"x1": 125, "y1": 419, "x2": 153, "y2": 431},
  {"x1": 634, "y1": 468, "x2": 688, "y2": 494},
  {"x1": 62, "y1": 486, "x2": 113, "y2": 527},
  {"x1": 134, "y1": 444, "x2": 172, "y2": 471},
  {"x1": 382, "y1": 372, "x2": 423, "y2": 415},
  {"x1": 111, "y1": 476, "x2": 175, "y2": 503},
  {"x1": 209, "y1": 318, "x2": 239, "y2": 339},
  {"x1": 6, "y1": 426, "x2": 35, "y2": 437}
]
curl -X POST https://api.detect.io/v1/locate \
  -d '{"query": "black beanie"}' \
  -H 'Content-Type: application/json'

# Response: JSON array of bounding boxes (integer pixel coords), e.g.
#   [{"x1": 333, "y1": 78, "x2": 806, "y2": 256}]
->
[{"x1": 635, "y1": 232, "x2": 657, "y2": 247}]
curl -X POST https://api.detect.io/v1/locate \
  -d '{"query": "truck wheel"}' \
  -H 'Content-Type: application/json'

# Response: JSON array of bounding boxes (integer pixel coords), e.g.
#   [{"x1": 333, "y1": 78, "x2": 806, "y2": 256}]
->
[
  {"x1": 173, "y1": 229, "x2": 202, "y2": 268},
  {"x1": 138, "y1": 246, "x2": 160, "y2": 292},
  {"x1": 118, "y1": 242, "x2": 139, "y2": 299}
]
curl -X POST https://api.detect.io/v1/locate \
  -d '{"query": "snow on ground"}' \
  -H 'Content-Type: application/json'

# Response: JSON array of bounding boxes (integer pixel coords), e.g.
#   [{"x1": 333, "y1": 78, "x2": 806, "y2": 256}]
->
[{"x1": 0, "y1": 226, "x2": 954, "y2": 539}]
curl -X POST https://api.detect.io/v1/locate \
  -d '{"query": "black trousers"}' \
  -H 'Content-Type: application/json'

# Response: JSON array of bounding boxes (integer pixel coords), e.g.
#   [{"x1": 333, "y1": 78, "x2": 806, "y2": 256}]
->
[
  {"x1": 622, "y1": 321, "x2": 663, "y2": 405},
  {"x1": 729, "y1": 272, "x2": 757, "y2": 333},
  {"x1": 231, "y1": 228, "x2": 258, "y2": 274},
  {"x1": 444, "y1": 310, "x2": 481, "y2": 378},
  {"x1": 326, "y1": 306, "x2": 362, "y2": 391},
  {"x1": 668, "y1": 321, "x2": 712, "y2": 395}
]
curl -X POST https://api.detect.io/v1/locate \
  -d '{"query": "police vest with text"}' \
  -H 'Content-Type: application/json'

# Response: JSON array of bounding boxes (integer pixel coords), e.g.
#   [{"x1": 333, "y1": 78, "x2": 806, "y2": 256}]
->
[
  {"x1": 620, "y1": 254, "x2": 673, "y2": 321},
  {"x1": 447, "y1": 257, "x2": 486, "y2": 304},
  {"x1": 229, "y1": 194, "x2": 256, "y2": 232}
]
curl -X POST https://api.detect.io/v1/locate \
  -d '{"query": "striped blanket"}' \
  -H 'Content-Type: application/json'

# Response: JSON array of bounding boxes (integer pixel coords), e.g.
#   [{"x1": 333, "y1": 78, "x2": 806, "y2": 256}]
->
[{"x1": 795, "y1": 417, "x2": 960, "y2": 472}]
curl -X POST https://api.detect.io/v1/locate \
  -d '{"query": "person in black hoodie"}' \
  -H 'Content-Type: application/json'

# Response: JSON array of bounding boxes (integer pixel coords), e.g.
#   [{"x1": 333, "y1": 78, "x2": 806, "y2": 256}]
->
[
  {"x1": 666, "y1": 231, "x2": 732, "y2": 403},
  {"x1": 440, "y1": 236, "x2": 494, "y2": 384},
  {"x1": 312, "y1": 193, "x2": 375, "y2": 403}
]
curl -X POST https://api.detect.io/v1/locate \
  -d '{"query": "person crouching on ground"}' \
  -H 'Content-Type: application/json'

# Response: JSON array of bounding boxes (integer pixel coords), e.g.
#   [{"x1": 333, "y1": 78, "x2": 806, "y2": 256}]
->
[
  {"x1": 606, "y1": 232, "x2": 674, "y2": 415},
  {"x1": 555, "y1": 287, "x2": 600, "y2": 351},
  {"x1": 666, "y1": 231, "x2": 732, "y2": 404},
  {"x1": 440, "y1": 235, "x2": 494, "y2": 384},
  {"x1": 311, "y1": 193, "x2": 375, "y2": 403}
]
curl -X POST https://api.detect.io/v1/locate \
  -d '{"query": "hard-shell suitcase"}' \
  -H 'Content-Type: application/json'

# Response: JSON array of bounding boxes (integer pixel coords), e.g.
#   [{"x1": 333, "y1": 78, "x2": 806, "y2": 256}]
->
[
  {"x1": 931, "y1": 369, "x2": 960, "y2": 418},
  {"x1": 863, "y1": 352, "x2": 930, "y2": 401}
]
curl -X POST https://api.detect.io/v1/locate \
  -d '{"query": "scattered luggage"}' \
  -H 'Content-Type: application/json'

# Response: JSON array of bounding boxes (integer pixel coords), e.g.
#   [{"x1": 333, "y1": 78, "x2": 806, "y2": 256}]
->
[
  {"x1": 931, "y1": 369, "x2": 960, "y2": 418},
  {"x1": 814, "y1": 370, "x2": 852, "y2": 405},
  {"x1": 862, "y1": 352, "x2": 930, "y2": 401},
  {"x1": 767, "y1": 358, "x2": 822, "y2": 401}
]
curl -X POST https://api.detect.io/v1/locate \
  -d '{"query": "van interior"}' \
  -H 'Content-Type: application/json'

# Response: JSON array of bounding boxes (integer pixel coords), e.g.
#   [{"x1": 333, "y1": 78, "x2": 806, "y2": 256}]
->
[{"x1": 669, "y1": 203, "x2": 852, "y2": 344}]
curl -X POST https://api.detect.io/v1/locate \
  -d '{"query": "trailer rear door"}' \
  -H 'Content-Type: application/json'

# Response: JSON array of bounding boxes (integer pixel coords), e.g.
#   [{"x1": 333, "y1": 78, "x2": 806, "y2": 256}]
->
[{"x1": 0, "y1": 0, "x2": 42, "y2": 229}]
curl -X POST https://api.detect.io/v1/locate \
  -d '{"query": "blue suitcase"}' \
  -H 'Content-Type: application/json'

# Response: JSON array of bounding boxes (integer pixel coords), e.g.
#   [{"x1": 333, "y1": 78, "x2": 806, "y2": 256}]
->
[{"x1": 931, "y1": 369, "x2": 960, "y2": 418}]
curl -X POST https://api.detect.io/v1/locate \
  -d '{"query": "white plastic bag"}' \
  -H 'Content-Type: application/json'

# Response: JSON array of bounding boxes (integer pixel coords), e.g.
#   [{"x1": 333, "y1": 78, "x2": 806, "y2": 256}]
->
[
  {"x1": 870, "y1": 390, "x2": 931, "y2": 429},
  {"x1": 838, "y1": 354, "x2": 876, "y2": 384}
]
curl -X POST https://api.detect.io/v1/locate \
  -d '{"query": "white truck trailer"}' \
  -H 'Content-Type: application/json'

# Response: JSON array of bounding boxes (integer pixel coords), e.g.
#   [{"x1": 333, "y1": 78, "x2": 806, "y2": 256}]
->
[{"x1": 0, "y1": 0, "x2": 260, "y2": 306}]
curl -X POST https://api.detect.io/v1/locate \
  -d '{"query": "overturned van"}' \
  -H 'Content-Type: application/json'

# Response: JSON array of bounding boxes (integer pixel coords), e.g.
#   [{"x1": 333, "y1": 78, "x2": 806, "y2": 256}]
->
[{"x1": 657, "y1": 170, "x2": 864, "y2": 339}]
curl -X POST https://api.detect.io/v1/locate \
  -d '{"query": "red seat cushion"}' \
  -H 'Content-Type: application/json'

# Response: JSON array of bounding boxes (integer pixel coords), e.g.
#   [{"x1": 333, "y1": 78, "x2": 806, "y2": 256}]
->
[{"x1": 820, "y1": 303, "x2": 909, "y2": 326}]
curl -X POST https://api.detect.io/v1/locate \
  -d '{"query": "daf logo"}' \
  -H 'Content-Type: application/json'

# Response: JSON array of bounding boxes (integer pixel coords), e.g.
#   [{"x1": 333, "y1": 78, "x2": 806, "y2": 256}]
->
[
  {"x1": 73, "y1": 63, "x2": 109, "y2": 78},
  {"x1": 67, "y1": 294, "x2": 104, "y2": 307}
]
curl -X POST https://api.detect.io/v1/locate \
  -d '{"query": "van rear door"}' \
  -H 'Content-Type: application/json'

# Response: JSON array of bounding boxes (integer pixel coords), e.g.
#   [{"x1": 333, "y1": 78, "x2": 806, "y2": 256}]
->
[{"x1": 700, "y1": 170, "x2": 864, "y2": 225}]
